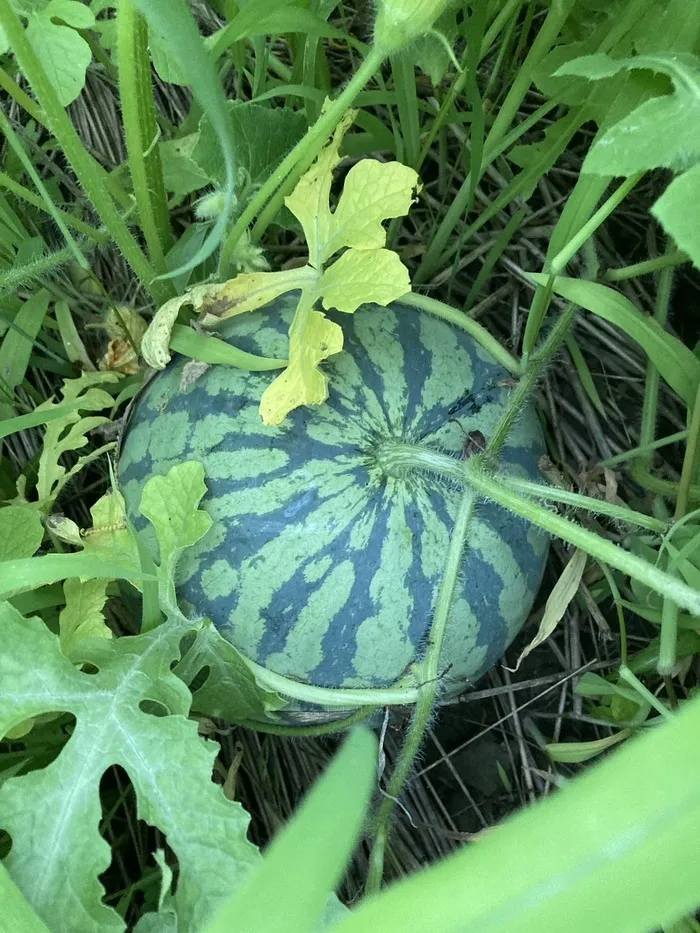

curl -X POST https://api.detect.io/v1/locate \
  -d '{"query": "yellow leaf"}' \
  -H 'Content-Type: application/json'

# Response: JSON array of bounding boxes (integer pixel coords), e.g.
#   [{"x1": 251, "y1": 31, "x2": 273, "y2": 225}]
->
[
  {"x1": 320, "y1": 248, "x2": 411, "y2": 314},
  {"x1": 508, "y1": 548, "x2": 587, "y2": 672},
  {"x1": 326, "y1": 160, "x2": 419, "y2": 256},
  {"x1": 285, "y1": 109, "x2": 357, "y2": 268},
  {"x1": 259, "y1": 307, "x2": 343, "y2": 425},
  {"x1": 141, "y1": 268, "x2": 314, "y2": 369}
]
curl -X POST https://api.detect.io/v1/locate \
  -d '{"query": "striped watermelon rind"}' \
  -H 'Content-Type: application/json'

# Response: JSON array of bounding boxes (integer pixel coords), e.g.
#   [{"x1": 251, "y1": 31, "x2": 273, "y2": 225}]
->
[{"x1": 118, "y1": 296, "x2": 549, "y2": 722}]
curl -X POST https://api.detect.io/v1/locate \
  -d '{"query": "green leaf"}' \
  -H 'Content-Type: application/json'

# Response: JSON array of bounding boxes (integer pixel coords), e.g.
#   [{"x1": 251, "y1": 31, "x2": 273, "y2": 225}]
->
[
  {"x1": 0, "y1": 552, "x2": 151, "y2": 599},
  {"x1": 527, "y1": 274, "x2": 700, "y2": 406},
  {"x1": 201, "y1": 729, "x2": 376, "y2": 933},
  {"x1": 651, "y1": 162, "x2": 700, "y2": 269},
  {"x1": 545, "y1": 729, "x2": 632, "y2": 764},
  {"x1": 158, "y1": 134, "x2": 211, "y2": 195},
  {"x1": 0, "y1": 505, "x2": 43, "y2": 560},
  {"x1": 35, "y1": 371, "x2": 120, "y2": 506},
  {"x1": 0, "y1": 863, "x2": 52, "y2": 933},
  {"x1": 58, "y1": 578, "x2": 111, "y2": 659},
  {"x1": 192, "y1": 101, "x2": 307, "y2": 195},
  {"x1": 334, "y1": 695, "x2": 700, "y2": 933},
  {"x1": 139, "y1": 461, "x2": 213, "y2": 588},
  {"x1": 178, "y1": 621, "x2": 285, "y2": 723},
  {"x1": 0, "y1": 605, "x2": 261, "y2": 932},
  {"x1": 169, "y1": 324, "x2": 287, "y2": 372},
  {"x1": 25, "y1": 0, "x2": 95, "y2": 106},
  {"x1": 556, "y1": 52, "x2": 700, "y2": 176}
]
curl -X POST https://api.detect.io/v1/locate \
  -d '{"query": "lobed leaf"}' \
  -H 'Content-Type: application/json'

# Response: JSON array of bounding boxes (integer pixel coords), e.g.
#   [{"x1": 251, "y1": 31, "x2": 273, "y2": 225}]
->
[
  {"x1": 319, "y1": 248, "x2": 411, "y2": 314},
  {"x1": 651, "y1": 162, "x2": 700, "y2": 269},
  {"x1": 0, "y1": 505, "x2": 43, "y2": 560},
  {"x1": 58, "y1": 578, "x2": 111, "y2": 660},
  {"x1": 0, "y1": 604, "x2": 261, "y2": 933}
]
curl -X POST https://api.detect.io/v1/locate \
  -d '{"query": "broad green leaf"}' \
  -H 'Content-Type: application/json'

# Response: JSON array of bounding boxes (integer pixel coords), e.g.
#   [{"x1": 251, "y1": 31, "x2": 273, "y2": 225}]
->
[
  {"x1": 35, "y1": 371, "x2": 120, "y2": 506},
  {"x1": 158, "y1": 135, "x2": 210, "y2": 195},
  {"x1": 176, "y1": 621, "x2": 284, "y2": 723},
  {"x1": 148, "y1": 22, "x2": 187, "y2": 84},
  {"x1": 0, "y1": 505, "x2": 43, "y2": 560},
  {"x1": 139, "y1": 462, "x2": 213, "y2": 586},
  {"x1": 0, "y1": 863, "x2": 52, "y2": 933},
  {"x1": 412, "y1": 8, "x2": 459, "y2": 84},
  {"x1": 50, "y1": 489, "x2": 141, "y2": 573},
  {"x1": 319, "y1": 248, "x2": 411, "y2": 314},
  {"x1": 651, "y1": 163, "x2": 700, "y2": 269},
  {"x1": 192, "y1": 101, "x2": 307, "y2": 195},
  {"x1": 0, "y1": 604, "x2": 261, "y2": 933},
  {"x1": 25, "y1": 1, "x2": 94, "y2": 106},
  {"x1": 528, "y1": 274, "x2": 700, "y2": 406},
  {"x1": 201, "y1": 729, "x2": 376, "y2": 933},
  {"x1": 335, "y1": 695, "x2": 700, "y2": 933},
  {"x1": 58, "y1": 578, "x2": 111, "y2": 659},
  {"x1": 556, "y1": 52, "x2": 700, "y2": 176},
  {"x1": 260, "y1": 304, "x2": 343, "y2": 426},
  {"x1": 209, "y1": 0, "x2": 343, "y2": 59},
  {"x1": 0, "y1": 552, "x2": 151, "y2": 599}
]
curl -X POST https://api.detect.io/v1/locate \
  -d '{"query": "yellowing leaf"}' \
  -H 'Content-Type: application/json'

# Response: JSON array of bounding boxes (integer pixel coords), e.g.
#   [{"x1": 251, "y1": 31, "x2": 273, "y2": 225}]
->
[
  {"x1": 59, "y1": 578, "x2": 112, "y2": 660},
  {"x1": 141, "y1": 268, "x2": 314, "y2": 369},
  {"x1": 260, "y1": 307, "x2": 343, "y2": 426},
  {"x1": 509, "y1": 548, "x2": 587, "y2": 672},
  {"x1": 326, "y1": 160, "x2": 419, "y2": 256},
  {"x1": 285, "y1": 109, "x2": 357, "y2": 267},
  {"x1": 320, "y1": 248, "x2": 411, "y2": 314}
]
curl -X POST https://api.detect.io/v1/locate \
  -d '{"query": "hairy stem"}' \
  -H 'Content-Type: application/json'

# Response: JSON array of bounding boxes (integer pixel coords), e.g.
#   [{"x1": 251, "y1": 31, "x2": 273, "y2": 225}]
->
[
  {"x1": 0, "y1": 0, "x2": 167, "y2": 304},
  {"x1": 117, "y1": 0, "x2": 174, "y2": 276},
  {"x1": 218, "y1": 45, "x2": 385, "y2": 273}
]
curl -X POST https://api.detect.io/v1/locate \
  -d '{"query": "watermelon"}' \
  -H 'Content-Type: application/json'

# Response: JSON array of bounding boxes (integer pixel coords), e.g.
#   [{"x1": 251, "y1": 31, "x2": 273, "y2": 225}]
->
[{"x1": 118, "y1": 296, "x2": 549, "y2": 719}]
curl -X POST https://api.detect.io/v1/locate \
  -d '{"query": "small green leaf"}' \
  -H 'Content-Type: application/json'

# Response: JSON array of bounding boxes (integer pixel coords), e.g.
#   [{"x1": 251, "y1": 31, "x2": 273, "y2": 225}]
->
[
  {"x1": 35, "y1": 372, "x2": 120, "y2": 507},
  {"x1": 169, "y1": 324, "x2": 287, "y2": 372},
  {"x1": 25, "y1": 2, "x2": 94, "y2": 106},
  {"x1": 652, "y1": 163, "x2": 700, "y2": 269},
  {"x1": 139, "y1": 462, "x2": 213, "y2": 585},
  {"x1": 0, "y1": 505, "x2": 43, "y2": 560},
  {"x1": 546, "y1": 730, "x2": 632, "y2": 763},
  {"x1": 319, "y1": 248, "x2": 411, "y2": 314},
  {"x1": 58, "y1": 578, "x2": 111, "y2": 659},
  {"x1": 158, "y1": 135, "x2": 211, "y2": 195}
]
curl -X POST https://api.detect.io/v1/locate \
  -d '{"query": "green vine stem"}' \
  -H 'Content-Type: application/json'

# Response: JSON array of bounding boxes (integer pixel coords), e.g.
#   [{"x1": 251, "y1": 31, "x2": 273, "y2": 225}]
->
[
  {"x1": 373, "y1": 443, "x2": 700, "y2": 616},
  {"x1": 0, "y1": 0, "x2": 168, "y2": 305},
  {"x1": 604, "y1": 249, "x2": 689, "y2": 282},
  {"x1": 217, "y1": 45, "x2": 385, "y2": 274},
  {"x1": 367, "y1": 300, "x2": 581, "y2": 889},
  {"x1": 402, "y1": 292, "x2": 520, "y2": 374},
  {"x1": 117, "y1": 0, "x2": 174, "y2": 277},
  {"x1": 366, "y1": 490, "x2": 477, "y2": 893}
]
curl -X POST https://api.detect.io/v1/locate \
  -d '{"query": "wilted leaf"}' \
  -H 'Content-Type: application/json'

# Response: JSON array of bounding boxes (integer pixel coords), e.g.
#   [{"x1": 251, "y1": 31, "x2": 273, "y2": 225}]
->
[{"x1": 509, "y1": 548, "x2": 587, "y2": 672}]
